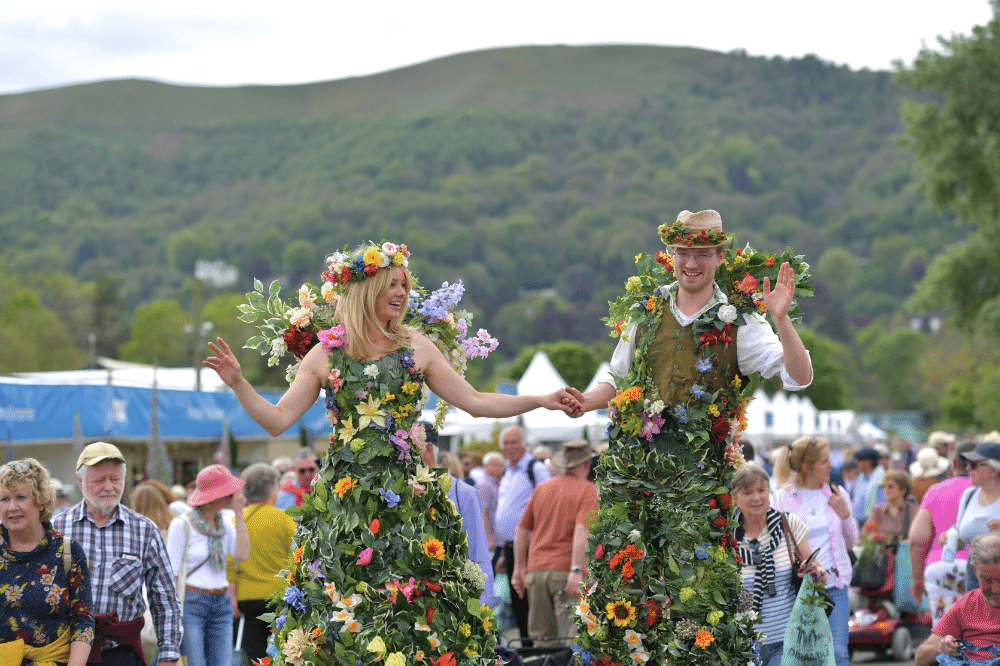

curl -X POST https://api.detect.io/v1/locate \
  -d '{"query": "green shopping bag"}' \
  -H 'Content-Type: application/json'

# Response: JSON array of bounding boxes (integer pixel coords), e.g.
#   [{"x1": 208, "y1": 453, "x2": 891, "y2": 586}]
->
[{"x1": 780, "y1": 575, "x2": 836, "y2": 666}]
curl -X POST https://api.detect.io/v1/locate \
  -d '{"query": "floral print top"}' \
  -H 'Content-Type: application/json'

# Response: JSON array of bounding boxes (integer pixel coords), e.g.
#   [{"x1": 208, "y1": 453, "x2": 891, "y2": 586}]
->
[{"x1": 0, "y1": 524, "x2": 95, "y2": 646}]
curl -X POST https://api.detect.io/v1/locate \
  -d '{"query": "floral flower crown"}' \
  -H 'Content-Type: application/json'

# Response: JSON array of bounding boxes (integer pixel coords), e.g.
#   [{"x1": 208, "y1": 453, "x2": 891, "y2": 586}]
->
[
  {"x1": 321, "y1": 242, "x2": 410, "y2": 293},
  {"x1": 657, "y1": 219, "x2": 728, "y2": 248}
]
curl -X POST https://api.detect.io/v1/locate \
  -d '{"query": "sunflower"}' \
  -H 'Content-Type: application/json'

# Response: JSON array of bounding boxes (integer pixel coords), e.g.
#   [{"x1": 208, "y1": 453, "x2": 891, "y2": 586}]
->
[
  {"x1": 423, "y1": 537, "x2": 446, "y2": 560},
  {"x1": 605, "y1": 599, "x2": 637, "y2": 627}
]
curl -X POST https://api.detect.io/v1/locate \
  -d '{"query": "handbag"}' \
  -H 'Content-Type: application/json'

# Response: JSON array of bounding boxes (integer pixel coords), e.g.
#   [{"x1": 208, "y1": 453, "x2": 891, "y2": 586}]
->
[
  {"x1": 851, "y1": 544, "x2": 889, "y2": 589},
  {"x1": 936, "y1": 638, "x2": 1000, "y2": 666},
  {"x1": 232, "y1": 616, "x2": 251, "y2": 666}
]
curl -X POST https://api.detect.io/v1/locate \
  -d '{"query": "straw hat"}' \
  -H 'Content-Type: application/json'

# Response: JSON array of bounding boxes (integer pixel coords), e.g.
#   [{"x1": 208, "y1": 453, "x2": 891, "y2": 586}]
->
[
  {"x1": 550, "y1": 441, "x2": 594, "y2": 472},
  {"x1": 659, "y1": 210, "x2": 727, "y2": 248},
  {"x1": 908, "y1": 448, "x2": 949, "y2": 479},
  {"x1": 187, "y1": 464, "x2": 245, "y2": 507}
]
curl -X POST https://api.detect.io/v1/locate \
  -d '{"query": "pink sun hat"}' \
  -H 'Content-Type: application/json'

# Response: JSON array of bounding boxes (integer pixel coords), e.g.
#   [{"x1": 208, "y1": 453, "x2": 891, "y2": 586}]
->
[{"x1": 187, "y1": 464, "x2": 245, "y2": 507}]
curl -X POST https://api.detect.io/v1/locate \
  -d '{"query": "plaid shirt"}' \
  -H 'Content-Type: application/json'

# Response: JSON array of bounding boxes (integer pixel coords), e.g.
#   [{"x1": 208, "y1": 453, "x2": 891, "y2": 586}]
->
[{"x1": 53, "y1": 501, "x2": 182, "y2": 663}]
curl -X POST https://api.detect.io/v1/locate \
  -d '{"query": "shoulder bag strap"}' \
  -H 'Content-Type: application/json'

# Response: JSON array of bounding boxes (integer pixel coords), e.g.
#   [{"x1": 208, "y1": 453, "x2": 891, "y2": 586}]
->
[
  {"x1": 63, "y1": 537, "x2": 72, "y2": 575},
  {"x1": 235, "y1": 504, "x2": 265, "y2": 574},
  {"x1": 176, "y1": 517, "x2": 191, "y2": 606},
  {"x1": 781, "y1": 512, "x2": 799, "y2": 565}
]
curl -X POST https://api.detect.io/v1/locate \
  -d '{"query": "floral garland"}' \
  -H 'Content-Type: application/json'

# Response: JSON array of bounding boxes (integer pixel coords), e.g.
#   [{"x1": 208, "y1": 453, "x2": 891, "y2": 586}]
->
[
  {"x1": 571, "y1": 238, "x2": 812, "y2": 666},
  {"x1": 657, "y1": 219, "x2": 728, "y2": 247},
  {"x1": 322, "y1": 242, "x2": 411, "y2": 294},
  {"x1": 240, "y1": 246, "x2": 498, "y2": 427}
]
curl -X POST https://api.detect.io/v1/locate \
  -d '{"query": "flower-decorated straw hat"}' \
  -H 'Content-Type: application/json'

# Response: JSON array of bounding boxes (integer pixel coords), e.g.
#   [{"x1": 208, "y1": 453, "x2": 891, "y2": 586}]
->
[{"x1": 659, "y1": 210, "x2": 728, "y2": 248}]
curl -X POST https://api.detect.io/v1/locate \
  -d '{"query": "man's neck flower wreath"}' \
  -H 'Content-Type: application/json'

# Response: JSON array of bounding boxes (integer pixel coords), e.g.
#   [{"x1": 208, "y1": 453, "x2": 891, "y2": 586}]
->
[{"x1": 239, "y1": 241, "x2": 498, "y2": 427}]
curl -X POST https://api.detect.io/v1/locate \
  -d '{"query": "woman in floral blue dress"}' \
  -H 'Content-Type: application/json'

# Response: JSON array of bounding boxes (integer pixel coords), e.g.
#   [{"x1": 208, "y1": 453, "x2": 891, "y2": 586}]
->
[
  {"x1": 0, "y1": 458, "x2": 94, "y2": 666},
  {"x1": 205, "y1": 242, "x2": 576, "y2": 666}
]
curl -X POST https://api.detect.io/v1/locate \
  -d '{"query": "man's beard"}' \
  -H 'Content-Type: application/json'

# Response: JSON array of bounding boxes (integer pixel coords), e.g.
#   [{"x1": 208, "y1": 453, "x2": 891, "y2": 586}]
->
[{"x1": 84, "y1": 488, "x2": 122, "y2": 514}]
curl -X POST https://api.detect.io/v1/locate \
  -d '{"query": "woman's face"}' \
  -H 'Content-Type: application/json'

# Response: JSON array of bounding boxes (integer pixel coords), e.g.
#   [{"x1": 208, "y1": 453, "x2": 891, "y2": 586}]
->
[
  {"x1": 735, "y1": 478, "x2": 770, "y2": 519},
  {"x1": 882, "y1": 479, "x2": 902, "y2": 503},
  {"x1": 803, "y1": 447, "x2": 832, "y2": 485},
  {"x1": 375, "y1": 267, "x2": 408, "y2": 323},
  {"x1": 0, "y1": 483, "x2": 42, "y2": 532},
  {"x1": 969, "y1": 460, "x2": 999, "y2": 487}
]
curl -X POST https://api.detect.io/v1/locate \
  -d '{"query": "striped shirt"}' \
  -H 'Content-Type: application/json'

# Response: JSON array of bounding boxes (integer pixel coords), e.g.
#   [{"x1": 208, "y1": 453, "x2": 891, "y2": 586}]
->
[
  {"x1": 54, "y1": 501, "x2": 182, "y2": 663},
  {"x1": 739, "y1": 512, "x2": 809, "y2": 645}
]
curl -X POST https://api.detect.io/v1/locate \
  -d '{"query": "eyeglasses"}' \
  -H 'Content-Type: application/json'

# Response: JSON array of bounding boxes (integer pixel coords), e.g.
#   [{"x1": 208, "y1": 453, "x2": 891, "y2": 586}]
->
[
  {"x1": 968, "y1": 461, "x2": 981, "y2": 470},
  {"x1": 746, "y1": 538, "x2": 762, "y2": 565},
  {"x1": 672, "y1": 249, "x2": 718, "y2": 265},
  {"x1": 297, "y1": 467, "x2": 317, "y2": 474},
  {"x1": 1, "y1": 460, "x2": 33, "y2": 473}
]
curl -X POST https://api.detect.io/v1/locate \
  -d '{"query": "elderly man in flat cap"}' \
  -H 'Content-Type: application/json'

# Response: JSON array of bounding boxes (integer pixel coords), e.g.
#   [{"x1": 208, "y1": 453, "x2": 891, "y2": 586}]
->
[{"x1": 54, "y1": 443, "x2": 181, "y2": 666}]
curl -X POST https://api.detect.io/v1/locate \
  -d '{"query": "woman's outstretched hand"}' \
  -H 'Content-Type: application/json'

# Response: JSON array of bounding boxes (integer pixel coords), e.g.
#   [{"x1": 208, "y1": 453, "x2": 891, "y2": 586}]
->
[
  {"x1": 543, "y1": 388, "x2": 583, "y2": 415},
  {"x1": 204, "y1": 337, "x2": 244, "y2": 387}
]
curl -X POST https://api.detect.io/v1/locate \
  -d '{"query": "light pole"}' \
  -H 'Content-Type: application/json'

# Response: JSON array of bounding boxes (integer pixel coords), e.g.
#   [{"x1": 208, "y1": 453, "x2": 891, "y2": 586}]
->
[{"x1": 185, "y1": 321, "x2": 214, "y2": 391}]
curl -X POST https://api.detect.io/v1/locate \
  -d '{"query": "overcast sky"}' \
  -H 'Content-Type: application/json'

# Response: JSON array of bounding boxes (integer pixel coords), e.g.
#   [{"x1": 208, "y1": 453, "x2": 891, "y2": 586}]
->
[{"x1": 1, "y1": 0, "x2": 993, "y2": 95}]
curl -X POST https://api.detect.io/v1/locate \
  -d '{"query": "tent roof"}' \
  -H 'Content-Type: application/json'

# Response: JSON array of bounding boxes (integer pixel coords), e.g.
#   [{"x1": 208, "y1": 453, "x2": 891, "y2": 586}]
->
[{"x1": 10, "y1": 357, "x2": 228, "y2": 391}]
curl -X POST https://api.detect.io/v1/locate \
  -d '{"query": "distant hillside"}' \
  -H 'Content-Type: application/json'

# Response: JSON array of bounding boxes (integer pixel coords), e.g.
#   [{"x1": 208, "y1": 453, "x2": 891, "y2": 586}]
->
[{"x1": 0, "y1": 44, "x2": 961, "y2": 410}]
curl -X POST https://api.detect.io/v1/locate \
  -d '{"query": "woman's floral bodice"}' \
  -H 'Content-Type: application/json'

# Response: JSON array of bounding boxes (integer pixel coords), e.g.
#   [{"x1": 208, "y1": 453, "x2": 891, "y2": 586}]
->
[{"x1": 324, "y1": 345, "x2": 427, "y2": 463}]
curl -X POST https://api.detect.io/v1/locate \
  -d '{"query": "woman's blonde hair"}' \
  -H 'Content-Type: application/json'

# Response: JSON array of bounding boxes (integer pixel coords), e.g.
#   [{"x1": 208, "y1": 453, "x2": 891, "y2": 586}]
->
[
  {"x1": 0, "y1": 458, "x2": 55, "y2": 523},
  {"x1": 438, "y1": 451, "x2": 464, "y2": 481},
  {"x1": 773, "y1": 435, "x2": 830, "y2": 487},
  {"x1": 130, "y1": 484, "x2": 173, "y2": 532},
  {"x1": 335, "y1": 264, "x2": 413, "y2": 360}
]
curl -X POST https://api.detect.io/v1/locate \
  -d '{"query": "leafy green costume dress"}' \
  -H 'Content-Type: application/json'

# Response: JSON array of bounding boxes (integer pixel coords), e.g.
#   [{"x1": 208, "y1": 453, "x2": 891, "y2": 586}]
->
[
  {"x1": 571, "y1": 240, "x2": 811, "y2": 666},
  {"x1": 261, "y1": 342, "x2": 496, "y2": 666}
]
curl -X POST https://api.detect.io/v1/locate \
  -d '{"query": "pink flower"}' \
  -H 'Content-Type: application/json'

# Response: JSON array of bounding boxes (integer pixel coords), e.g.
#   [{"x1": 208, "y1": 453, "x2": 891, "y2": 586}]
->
[
  {"x1": 318, "y1": 325, "x2": 347, "y2": 352},
  {"x1": 595, "y1": 543, "x2": 605, "y2": 559},
  {"x1": 356, "y1": 548, "x2": 373, "y2": 566},
  {"x1": 639, "y1": 412, "x2": 665, "y2": 442},
  {"x1": 389, "y1": 576, "x2": 419, "y2": 603}
]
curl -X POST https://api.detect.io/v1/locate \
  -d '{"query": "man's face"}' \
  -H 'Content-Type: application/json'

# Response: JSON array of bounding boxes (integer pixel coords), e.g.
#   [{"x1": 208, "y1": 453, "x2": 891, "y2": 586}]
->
[
  {"x1": 460, "y1": 454, "x2": 474, "y2": 474},
  {"x1": 857, "y1": 459, "x2": 875, "y2": 475},
  {"x1": 501, "y1": 429, "x2": 526, "y2": 464},
  {"x1": 79, "y1": 460, "x2": 124, "y2": 515},
  {"x1": 672, "y1": 247, "x2": 724, "y2": 296},
  {"x1": 296, "y1": 458, "x2": 318, "y2": 489},
  {"x1": 973, "y1": 562, "x2": 1000, "y2": 607},
  {"x1": 485, "y1": 458, "x2": 505, "y2": 480}
]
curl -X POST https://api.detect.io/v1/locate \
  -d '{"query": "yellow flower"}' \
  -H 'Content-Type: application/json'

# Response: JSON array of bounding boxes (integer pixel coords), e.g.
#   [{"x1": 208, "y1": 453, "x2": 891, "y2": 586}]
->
[
  {"x1": 458, "y1": 623, "x2": 471, "y2": 637},
  {"x1": 385, "y1": 653, "x2": 405, "y2": 666},
  {"x1": 732, "y1": 376, "x2": 742, "y2": 388},
  {"x1": 438, "y1": 471, "x2": 452, "y2": 495},
  {"x1": 356, "y1": 395, "x2": 387, "y2": 430},
  {"x1": 334, "y1": 476, "x2": 357, "y2": 499},
  {"x1": 694, "y1": 629, "x2": 714, "y2": 649},
  {"x1": 402, "y1": 381, "x2": 420, "y2": 395},
  {"x1": 423, "y1": 537, "x2": 446, "y2": 560},
  {"x1": 384, "y1": 392, "x2": 396, "y2": 401},
  {"x1": 707, "y1": 404, "x2": 721, "y2": 417},
  {"x1": 626, "y1": 276, "x2": 641, "y2": 291},
  {"x1": 605, "y1": 600, "x2": 636, "y2": 627},
  {"x1": 706, "y1": 610, "x2": 723, "y2": 626},
  {"x1": 337, "y1": 415, "x2": 358, "y2": 445},
  {"x1": 483, "y1": 616, "x2": 493, "y2": 631},
  {"x1": 350, "y1": 438, "x2": 365, "y2": 452},
  {"x1": 367, "y1": 636, "x2": 387, "y2": 656},
  {"x1": 679, "y1": 587, "x2": 694, "y2": 603},
  {"x1": 713, "y1": 546, "x2": 727, "y2": 563},
  {"x1": 393, "y1": 252, "x2": 406, "y2": 266},
  {"x1": 363, "y1": 247, "x2": 382, "y2": 267}
]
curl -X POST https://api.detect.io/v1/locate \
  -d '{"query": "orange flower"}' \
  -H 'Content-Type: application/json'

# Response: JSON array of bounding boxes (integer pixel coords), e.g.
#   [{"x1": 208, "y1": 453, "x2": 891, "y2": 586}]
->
[
  {"x1": 766, "y1": 256, "x2": 775, "y2": 267},
  {"x1": 369, "y1": 518, "x2": 380, "y2": 534},
  {"x1": 645, "y1": 297, "x2": 656, "y2": 310},
  {"x1": 429, "y1": 508, "x2": 437, "y2": 521},
  {"x1": 423, "y1": 537, "x2": 446, "y2": 560},
  {"x1": 621, "y1": 561, "x2": 635, "y2": 579},
  {"x1": 334, "y1": 476, "x2": 357, "y2": 498},
  {"x1": 613, "y1": 386, "x2": 642, "y2": 409},
  {"x1": 430, "y1": 652, "x2": 456, "y2": 666},
  {"x1": 694, "y1": 629, "x2": 714, "y2": 649},
  {"x1": 312, "y1": 627, "x2": 323, "y2": 638},
  {"x1": 293, "y1": 545, "x2": 304, "y2": 563}
]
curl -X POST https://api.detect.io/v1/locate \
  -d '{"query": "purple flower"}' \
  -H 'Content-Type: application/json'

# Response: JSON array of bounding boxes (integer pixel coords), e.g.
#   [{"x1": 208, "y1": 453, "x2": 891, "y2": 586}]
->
[
  {"x1": 696, "y1": 357, "x2": 713, "y2": 373},
  {"x1": 690, "y1": 383, "x2": 706, "y2": 399},
  {"x1": 275, "y1": 615, "x2": 287, "y2": 630},
  {"x1": 380, "y1": 488, "x2": 401, "y2": 508},
  {"x1": 417, "y1": 281, "x2": 465, "y2": 321},
  {"x1": 695, "y1": 546, "x2": 710, "y2": 560},
  {"x1": 673, "y1": 405, "x2": 689, "y2": 424},
  {"x1": 390, "y1": 429, "x2": 412, "y2": 461},
  {"x1": 307, "y1": 559, "x2": 325, "y2": 580},
  {"x1": 283, "y1": 586, "x2": 309, "y2": 611}
]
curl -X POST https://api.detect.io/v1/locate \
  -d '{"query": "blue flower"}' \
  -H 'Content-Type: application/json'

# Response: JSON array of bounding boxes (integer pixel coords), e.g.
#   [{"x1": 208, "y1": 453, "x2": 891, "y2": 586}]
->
[
  {"x1": 380, "y1": 488, "x2": 401, "y2": 508},
  {"x1": 325, "y1": 391, "x2": 338, "y2": 411},
  {"x1": 570, "y1": 645, "x2": 594, "y2": 666},
  {"x1": 673, "y1": 405, "x2": 688, "y2": 424},
  {"x1": 398, "y1": 350, "x2": 415, "y2": 370},
  {"x1": 690, "y1": 383, "x2": 706, "y2": 399},
  {"x1": 416, "y1": 281, "x2": 465, "y2": 321},
  {"x1": 696, "y1": 357, "x2": 713, "y2": 372},
  {"x1": 307, "y1": 559, "x2": 325, "y2": 580},
  {"x1": 283, "y1": 586, "x2": 309, "y2": 611},
  {"x1": 351, "y1": 257, "x2": 365, "y2": 274},
  {"x1": 695, "y1": 546, "x2": 710, "y2": 560},
  {"x1": 274, "y1": 615, "x2": 287, "y2": 630}
]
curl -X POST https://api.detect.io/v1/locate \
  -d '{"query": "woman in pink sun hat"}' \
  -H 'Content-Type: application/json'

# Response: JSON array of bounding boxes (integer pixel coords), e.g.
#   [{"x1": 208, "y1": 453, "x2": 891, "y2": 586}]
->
[{"x1": 166, "y1": 464, "x2": 249, "y2": 666}]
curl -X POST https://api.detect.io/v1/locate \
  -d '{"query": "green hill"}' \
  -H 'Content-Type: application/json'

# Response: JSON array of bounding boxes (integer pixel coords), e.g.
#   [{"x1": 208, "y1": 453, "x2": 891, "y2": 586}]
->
[{"x1": 0, "y1": 44, "x2": 960, "y2": 412}]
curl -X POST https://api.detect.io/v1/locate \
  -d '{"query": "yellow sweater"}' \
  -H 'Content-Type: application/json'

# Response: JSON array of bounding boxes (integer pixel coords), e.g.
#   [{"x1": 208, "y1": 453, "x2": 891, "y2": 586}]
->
[{"x1": 227, "y1": 503, "x2": 296, "y2": 601}]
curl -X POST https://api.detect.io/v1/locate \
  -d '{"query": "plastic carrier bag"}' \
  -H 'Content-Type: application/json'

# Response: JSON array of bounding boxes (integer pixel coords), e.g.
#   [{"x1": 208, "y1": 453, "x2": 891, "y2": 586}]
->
[
  {"x1": 894, "y1": 540, "x2": 929, "y2": 614},
  {"x1": 779, "y1": 575, "x2": 835, "y2": 666}
]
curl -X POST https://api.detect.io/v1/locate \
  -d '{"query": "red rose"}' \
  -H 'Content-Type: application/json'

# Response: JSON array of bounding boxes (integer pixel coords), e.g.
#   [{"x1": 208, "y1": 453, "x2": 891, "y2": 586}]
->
[
  {"x1": 712, "y1": 516, "x2": 728, "y2": 528},
  {"x1": 426, "y1": 606, "x2": 436, "y2": 624},
  {"x1": 719, "y1": 493, "x2": 733, "y2": 510},
  {"x1": 363, "y1": 264, "x2": 379, "y2": 276},
  {"x1": 707, "y1": 498, "x2": 717, "y2": 509},
  {"x1": 282, "y1": 326, "x2": 318, "y2": 359},
  {"x1": 709, "y1": 418, "x2": 730, "y2": 444}
]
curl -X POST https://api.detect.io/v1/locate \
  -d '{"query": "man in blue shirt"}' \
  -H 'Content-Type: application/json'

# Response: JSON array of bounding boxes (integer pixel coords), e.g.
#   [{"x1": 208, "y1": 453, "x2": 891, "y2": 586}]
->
[{"x1": 851, "y1": 447, "x2": 884, "y2": 526}]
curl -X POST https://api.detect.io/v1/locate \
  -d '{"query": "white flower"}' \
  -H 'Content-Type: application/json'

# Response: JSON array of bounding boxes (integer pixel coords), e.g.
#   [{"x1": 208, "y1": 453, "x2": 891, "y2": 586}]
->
[
  {"x1": 289, "y1": 307, "x2": 312, "y2": 327},
  {"x1": 629, "y1": 529, "x2": 642, "y2": 542},
  {"x1": 363, "y1": 364, "x2": 379, "y2": 378},
  {"x1": 268, "y1": 338, "x2": 287, "y2": 366},
  {"x1": 462, "y1": 558, "x2": 487, "y2": 589},
  {"x1": 297, "y1": 284, "x2": 315, "y2": 308},
  {"x1": 285, "y1": 361, "x2": 300, "y2": 385},
  {"x1": 381, "y1": 242, "x2": 398, "y2": 256},
  {"x1": 718, "y1": 304, "x2": 738, "y2": 323},
  {"x1": 649, "y1": 400, "x2": 665, "y2": 414},
  {"x1": 631, "y1": 650, "x2": 650, "y2": 664},
  {"x1": 624, "y1": 629, "x2": 646, "y2": 650},
  {"x1": 336, "y1": 594, "x2": 363, "y2": 610},
  {"x1": 321, "y1": 282, "x2": 338, "y2": 303}
]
